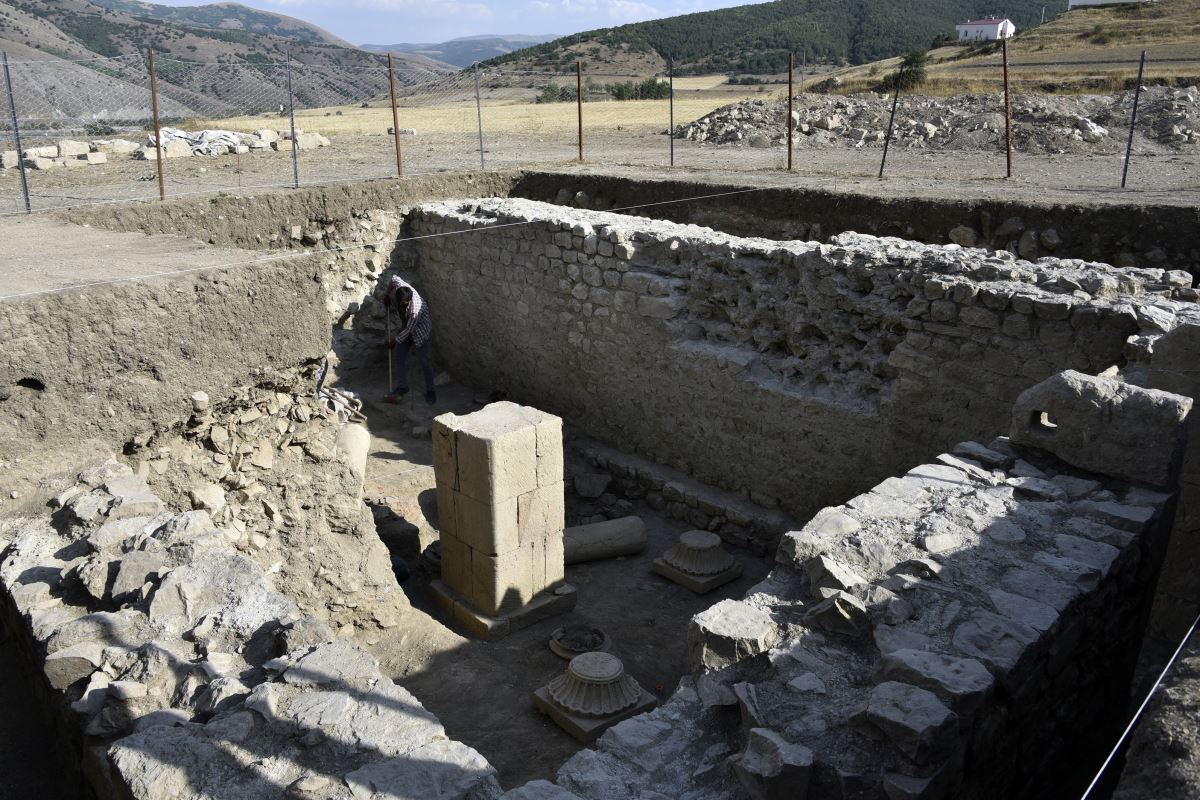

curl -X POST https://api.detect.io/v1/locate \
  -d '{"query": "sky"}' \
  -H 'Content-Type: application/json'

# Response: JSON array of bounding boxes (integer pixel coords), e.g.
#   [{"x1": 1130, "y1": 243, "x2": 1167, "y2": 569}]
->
[{"x1": 151, "y1": 0, "x2": 757, "y2": 45}]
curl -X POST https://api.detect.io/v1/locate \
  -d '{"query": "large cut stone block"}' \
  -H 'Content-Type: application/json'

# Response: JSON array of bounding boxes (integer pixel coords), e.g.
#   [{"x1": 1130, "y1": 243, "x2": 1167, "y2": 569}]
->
[
  {"x1": 545, "y1": 530, "x2": 566, "y2": 587},
  {"x1": 472, "y1": 545, "x2": 535, "y2": 616},
  {"x1": 453, "y1": 490, "x2": 520, "y2": 556},
  {"x1": 688, "y1": 599, "x2": 779, "y2": 671},
  {"x1": 439, "y1": 403, "x2": 541, "y2": 502},
  {"x1": 1010, "y1": 370, "x2": 1192, "y2": 488},
  {"x1": 518, "y1": 482, "x2": 566, "y2": 542}
]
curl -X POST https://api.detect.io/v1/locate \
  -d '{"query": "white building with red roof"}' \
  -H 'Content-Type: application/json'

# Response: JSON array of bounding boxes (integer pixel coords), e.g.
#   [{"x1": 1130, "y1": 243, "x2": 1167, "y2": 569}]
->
[{"x1": 956, "y1": 16, "x2": 1017, "y2": 41}]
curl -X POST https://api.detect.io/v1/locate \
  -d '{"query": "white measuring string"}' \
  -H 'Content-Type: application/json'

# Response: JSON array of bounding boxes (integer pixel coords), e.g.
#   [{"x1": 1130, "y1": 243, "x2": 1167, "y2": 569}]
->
[
  {"x1": 0, "y1": 187, "x2": 766, "y2": 303},
  {"x1": 1079, "y1": 609, "x2": 1200, "y2": 800}
]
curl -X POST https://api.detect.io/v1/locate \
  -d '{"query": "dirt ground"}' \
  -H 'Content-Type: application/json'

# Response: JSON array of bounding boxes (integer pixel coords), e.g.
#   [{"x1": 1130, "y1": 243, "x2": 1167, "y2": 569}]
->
[
  {"x1": 0, "y1": 215, "x2": 269, "y2": 299},
  {"x1": 338, "y1": 360, "x2": 772, "y2": 790},
  {"x1": 2, "y1": 123, "x2": 1197, "y2": 216}
]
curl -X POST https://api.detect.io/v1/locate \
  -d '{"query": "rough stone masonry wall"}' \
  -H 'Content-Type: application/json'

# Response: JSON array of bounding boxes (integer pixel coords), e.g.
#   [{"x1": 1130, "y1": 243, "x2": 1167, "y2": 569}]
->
[
  {"x1": 0, "y1": 460, "x2": 503, "y2": 800},
  {"x1": 409, "y1": 198, "x2": 1200, "y2": 530},
  {"x1": 517, "y1": 434, "x2": 1179, "y2": 800}
]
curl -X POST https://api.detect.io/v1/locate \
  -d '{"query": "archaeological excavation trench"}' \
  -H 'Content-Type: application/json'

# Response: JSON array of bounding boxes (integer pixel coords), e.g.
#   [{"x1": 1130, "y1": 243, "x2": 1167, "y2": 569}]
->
[{"x1": 2, "y1": 169, "x2": 1200, "y2": 800}]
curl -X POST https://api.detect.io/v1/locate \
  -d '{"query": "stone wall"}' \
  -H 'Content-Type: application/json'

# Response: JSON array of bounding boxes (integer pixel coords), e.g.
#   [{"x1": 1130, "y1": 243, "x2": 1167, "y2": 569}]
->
[
  {"x1": 0, "y1": 461, "x2": 502, "y2": 800},
  {"x1": 505, "y1": 371, "x2": 1190, "y2": 800},
  {"x1": 510, "y1": 171, "x2": 1200, "y2": 278},
  {"x1": 408, "y1": 198, "x2": 1200, "y2": 528}
]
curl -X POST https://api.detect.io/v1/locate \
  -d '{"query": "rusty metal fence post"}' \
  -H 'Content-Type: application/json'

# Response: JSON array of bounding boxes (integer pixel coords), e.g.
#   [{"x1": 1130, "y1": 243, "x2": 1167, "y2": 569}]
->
[
  {"x1": 147, "y1": 49, "x2": 166, "y2": 201},
  {"x1": 1003, "y1": 38, "x2": 1013, "y2": 179},
  {"x1": 878, "y1": 65, "x2": 904, "y2": 179},
  {"x1": 2, "y1": 51, "x2": 31, "y2": 214},
  {"x1": 387, "y1": 54, "x2": 404, "y2": 177},
  {"x1": 1122, "y1": 50, "x2": 1147, "y2": 189},
  {"x1": 668, "y1": 57, "x2": 674, "y2": 167},
  {"x1": 286, "y1": 48, "x2": 299, "y2": 189},
  {"x1": 576, "y1": 61, "x2": 584, "y2": 162},
  {"x1": 787, "y1": 52, "x2": 795, "y2": 171},
  {"x1": 474, "y1": 62, "x2": 485, "y2": 170}
]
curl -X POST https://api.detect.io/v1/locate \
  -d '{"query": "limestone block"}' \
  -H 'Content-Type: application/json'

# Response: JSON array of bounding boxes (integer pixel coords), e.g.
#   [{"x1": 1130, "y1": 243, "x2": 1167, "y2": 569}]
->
[
  {"x1": 44, "y1": 641, "x2": 105, "y2": 689},
  {"x1": 1010, "y1": 370, "x2": 1192, "y2": 488},
  {"x1": 109, "y1": 139, "x2": 141, "y2": 155},
  {"x1": 517, "y1": 482, "x2": 565, "y2": 542},
  {"x1": 879, "y1": 650, "x2": 992, "y2": 719},
  {"x1": 24, "y1": 156, "x2": 58, "y2": 170},
  {"x1": 500, "y1": 780, "x2": 585, "y2": 800},
  {"x1": 82, "y1": 151, "x2": 107, "y2": 164},
  {"x1": 804, "y1": 554, "x2": 866, "y2": 594},
  {"x1": 472, "y1": 544, "x2": 535, "y2": 615},
  {"x1": 1, "y1": 150, "x2": 18, "y2": 168},
  {"x1": 57, "y1": 139, "x2": 89, "y2": 157},
  {"x1": 950, "y1": 611, "x2": 1039, "y2": 674},
  {"x1": 24, "y1": 144, "x2": 58, "y2": 158},
  {"x1": 438, "y1": 403, "x2": 540, "y2": 503},
  {"x1": 164, "y1": 139, "x2": 191, "y2": 158},
  {"x1": 254, "y1": 128, "x2": 280, "y2": 143},
  {"x1": 688, "y1": 599, "x2": 779, "y2": 671},
  {"x1": 439, "y1": 533, "x2": 474, "y2": 600},
  {"x1": 344, "y1": 739, "x2": 501, "y2": 800},
  {"x1": 732, "y1": 728, "x2": 813, "y2": 800},
  {"x1": 110, "y1": 551, "x2": 167, "y2": 603},
  {"x1": 545, "y1": 530, "x2": 566, "y2": 587},
  {"x1": 856, "y1": 682, "x2": 958, "y2": 764},
  {"x1": 453, "y1": 490, "x2": 519, "y2": 555}
]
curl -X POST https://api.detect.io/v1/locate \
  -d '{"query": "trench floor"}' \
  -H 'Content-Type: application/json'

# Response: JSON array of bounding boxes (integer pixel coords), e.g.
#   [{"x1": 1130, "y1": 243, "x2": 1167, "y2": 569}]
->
[{"x1": 340, "y1": 363, "x2": 772, "y2": 789}]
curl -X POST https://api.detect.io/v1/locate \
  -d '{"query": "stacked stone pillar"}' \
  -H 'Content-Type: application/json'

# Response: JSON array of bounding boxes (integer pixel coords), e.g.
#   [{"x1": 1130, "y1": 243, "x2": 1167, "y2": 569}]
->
[{"x1": 431, "y1": 401, "x2": 574, "y2": 638}]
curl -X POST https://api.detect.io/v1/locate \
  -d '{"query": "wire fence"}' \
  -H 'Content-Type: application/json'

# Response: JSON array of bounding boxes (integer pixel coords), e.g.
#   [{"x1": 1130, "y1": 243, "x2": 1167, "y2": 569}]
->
[{"x1": 0, "y1": 47, "x2": 1197, "y2": 215}]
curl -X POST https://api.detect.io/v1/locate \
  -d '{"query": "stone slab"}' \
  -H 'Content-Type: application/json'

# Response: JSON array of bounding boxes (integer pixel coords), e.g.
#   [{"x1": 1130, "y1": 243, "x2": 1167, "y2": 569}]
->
[
  {"x1": 532, "y1": 685, "x2": 656, "y2": 743},
  {"x1": 429, "y1": 578, "x2": 576, "y2": 641},
  {"x1": 652, "y1": 557, "x2": 743, "y2": 594}
]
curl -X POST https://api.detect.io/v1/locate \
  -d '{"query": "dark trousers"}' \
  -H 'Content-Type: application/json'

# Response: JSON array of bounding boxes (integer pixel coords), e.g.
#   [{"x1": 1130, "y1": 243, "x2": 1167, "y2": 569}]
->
[{"x1": 392, "y1": 337, "x2": 434, "y2": 392}]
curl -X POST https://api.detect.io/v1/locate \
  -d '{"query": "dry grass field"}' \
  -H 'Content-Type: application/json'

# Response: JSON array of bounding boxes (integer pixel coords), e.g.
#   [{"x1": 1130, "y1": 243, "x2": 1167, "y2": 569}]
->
[
  {"x1": 198, "y1": 83, "x2": 762, "y2": 139},
  {"x1": 811, "y1": 0, "x2": 1200, "y2": 95}
]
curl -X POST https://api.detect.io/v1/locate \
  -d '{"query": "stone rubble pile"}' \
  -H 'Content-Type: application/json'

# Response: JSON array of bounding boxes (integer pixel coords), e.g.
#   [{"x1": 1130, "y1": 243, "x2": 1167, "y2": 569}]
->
[
  {"x1": 0, "y1": 458, "x2": 502, "y2": 800},
  {"x1": 675, "y1": 86, "x2": 1199, "y2": 154},
  {"x1": 124, "y1": 371, "x2": 410, "y2": 640},
  {"x1": 513, "y1": 371, "x2": 1187, "y2": 799},
  {"x1": 0, "y1": 127, "x2": 332, "y2": 171}
]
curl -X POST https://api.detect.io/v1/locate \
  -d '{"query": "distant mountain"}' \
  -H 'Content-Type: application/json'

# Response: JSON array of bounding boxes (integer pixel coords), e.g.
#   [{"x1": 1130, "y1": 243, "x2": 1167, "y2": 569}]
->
[
  {"x1": 364, "y1": 34, "x2": 559, "y2": 67},
  {"x1": 87, "y1": 0, "x2": 356, "y2": 47},
  {"x1": 484, "y1": 0, "x2": 1051, "y2": 73},
  {"x1": 0, "y1": 0, "x2": 454, "y2": 121}
]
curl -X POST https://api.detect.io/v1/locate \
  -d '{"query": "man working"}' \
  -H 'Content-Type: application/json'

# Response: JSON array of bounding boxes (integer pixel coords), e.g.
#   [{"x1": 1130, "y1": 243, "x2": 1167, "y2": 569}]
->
[{"x1": 382, "y1": 275, "x2": 436, "y2": 405}]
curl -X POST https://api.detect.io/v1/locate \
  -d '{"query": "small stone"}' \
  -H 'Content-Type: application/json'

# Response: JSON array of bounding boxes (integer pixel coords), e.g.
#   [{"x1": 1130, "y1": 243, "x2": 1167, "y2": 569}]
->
[
  {"x1": 787, "y1": 673, "x2": 827, "y2": 695},
  {"x1": 688, "y1": 599, "x2": 779, "y2": 671},
  {"x1": 856, "y1": 682, "x2": 957, "y2": 764}
]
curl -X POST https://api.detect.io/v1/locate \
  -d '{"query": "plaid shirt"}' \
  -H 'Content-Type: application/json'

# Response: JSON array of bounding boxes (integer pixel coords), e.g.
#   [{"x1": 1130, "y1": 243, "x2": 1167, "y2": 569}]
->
[{"x1": 387, "y1": 276, "x2": 433, "y2": 348}]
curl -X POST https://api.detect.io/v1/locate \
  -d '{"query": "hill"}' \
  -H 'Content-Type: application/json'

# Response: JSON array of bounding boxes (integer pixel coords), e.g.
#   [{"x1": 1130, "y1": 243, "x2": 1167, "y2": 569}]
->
[
  {"x1": 483, "y1": 0, "x2": 1052, "y2": 74},
  {"x1": 364, "y1": 34, "x2": 558, "y2": 68},
  {"x1": 814, "y1": 0, "x2": 1200, "y2": 94},
  {"x1": 86, "y1": 0, "x2": 355, "y2": 47},
  {"x1": 0, "y1": 0, "x2": 454, "y2": 122}
]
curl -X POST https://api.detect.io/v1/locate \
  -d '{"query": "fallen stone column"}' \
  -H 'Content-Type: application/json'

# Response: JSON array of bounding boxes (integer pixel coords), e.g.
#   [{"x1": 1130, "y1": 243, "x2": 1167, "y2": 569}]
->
[{"x1": 563, "y1": 516, "x2": 646, "y2": 564}]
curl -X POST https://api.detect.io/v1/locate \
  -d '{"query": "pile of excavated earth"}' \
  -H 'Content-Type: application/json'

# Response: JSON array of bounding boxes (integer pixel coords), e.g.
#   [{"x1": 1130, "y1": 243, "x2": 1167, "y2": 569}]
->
[{"x1": 675, "y1": 87, "x2": 1199, "y2": 153}]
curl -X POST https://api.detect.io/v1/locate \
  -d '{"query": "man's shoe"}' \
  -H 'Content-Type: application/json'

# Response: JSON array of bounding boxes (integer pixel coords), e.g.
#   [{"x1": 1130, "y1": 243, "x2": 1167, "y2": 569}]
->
[{"x1": 383, "y1": 386, "x2": 409, "y2": 404}]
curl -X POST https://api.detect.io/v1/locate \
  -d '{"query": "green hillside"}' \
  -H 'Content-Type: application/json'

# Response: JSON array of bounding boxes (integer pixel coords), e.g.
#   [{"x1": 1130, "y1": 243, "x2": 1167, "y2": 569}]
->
[{"x1": 487, "y1": 0, "x2": 1051, "y2": 73}]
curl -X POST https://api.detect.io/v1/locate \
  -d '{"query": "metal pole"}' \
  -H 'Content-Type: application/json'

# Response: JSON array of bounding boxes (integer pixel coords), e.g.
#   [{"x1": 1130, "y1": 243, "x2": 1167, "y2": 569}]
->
[
  {"x1": 2, "y1": 52, "x2": 31, "y2": 214},
  {"x1": 474, "y1": 62, "x2": 485, "y2": 170},
  {"x1": 1003, "y1": 38, "x2": 1013, "y2": 179},
  {"x1": 668, "y1": 57, "x2": 674, "y2": 167},
  {"x1": 1122, "y1": 50, "x2": 1147, "y2": 189},
  {"x1": 286, "y1": 47, "x2": 299, "y2": 189},
  {"x1": 147, "y1": 48, "x2": 165, "y2": 201},
  {"x1": 787, "y1": 52, "x2": 794, "y2": 171},
  {"x1": 387, "y1": 53, "x2": 404, "y2": 177},
  {"x1": 576, "y1": 61, "x2": 583, "y2": 162},
  {"x1": 879, "y1": 65, "x2": 904, "y2": 180}
]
